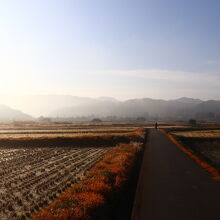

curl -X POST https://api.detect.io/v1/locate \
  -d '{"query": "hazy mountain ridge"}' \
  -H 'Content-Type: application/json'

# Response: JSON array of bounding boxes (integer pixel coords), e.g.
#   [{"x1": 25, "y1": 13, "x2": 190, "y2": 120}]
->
[
  {"x1": 48, "y1": 96, "x2": 220, "y2": 120},
  {"x1": 0, "y1": 105, "x2": 33, "y2": 121},
  {"x1": 0, "y1": 95, "x2": 96, "y2": 117},
  {"x1": 1, "y1": 95, "x2": 220, "y2": 121},
  {"x1": 171, "y1": 97, "x2": 203, "y2": 104}
]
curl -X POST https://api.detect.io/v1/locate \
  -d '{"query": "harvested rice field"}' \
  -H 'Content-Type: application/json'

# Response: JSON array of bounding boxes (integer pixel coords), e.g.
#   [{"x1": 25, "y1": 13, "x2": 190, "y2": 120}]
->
[
  {"x1": 168, "y1": 127, "x2": 220, "y2": 169},
  {"x1": 0, "y1": 147, "x2": 111, "y2": 220},
  {"x1": 171, "y1": 130, "x2": 220, "y2": 138},
  {"x1": 0, "y1": 122, "x2": 146, "y2": 220}
]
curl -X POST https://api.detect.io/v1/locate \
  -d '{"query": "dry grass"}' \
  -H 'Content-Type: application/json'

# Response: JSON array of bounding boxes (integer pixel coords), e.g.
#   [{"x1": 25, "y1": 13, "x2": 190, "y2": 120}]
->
[
  {"x1": 0, "y1": 121, "x2": 142, "y2": 130},
  {"x1": 164, "y1": 127, "x2": 220, "y2": 177},
  {"x1": 162, "y1": 130, "x2": 220, "y2": 181},
  {"x1": 0, "y1": 129, "x2": 136, "y2": 140},
  {"x1": 171, "y1": 130, "x2": 220, "y2": 138},
  {"x1": 0, "y1": 122, "x2": 143, "y2": 141}
]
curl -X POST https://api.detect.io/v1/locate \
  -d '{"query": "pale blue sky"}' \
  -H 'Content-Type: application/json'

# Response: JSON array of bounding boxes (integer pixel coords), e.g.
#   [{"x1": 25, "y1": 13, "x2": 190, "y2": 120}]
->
[{"x1": 0, "y1": 0, "x2": 220, "y2": 100}]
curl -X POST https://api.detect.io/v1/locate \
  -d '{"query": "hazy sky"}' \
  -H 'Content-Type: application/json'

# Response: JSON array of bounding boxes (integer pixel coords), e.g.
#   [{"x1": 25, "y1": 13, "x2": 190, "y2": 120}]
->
[{"x1": 0, "y1": 0, "x2": 220, "y2": 100}]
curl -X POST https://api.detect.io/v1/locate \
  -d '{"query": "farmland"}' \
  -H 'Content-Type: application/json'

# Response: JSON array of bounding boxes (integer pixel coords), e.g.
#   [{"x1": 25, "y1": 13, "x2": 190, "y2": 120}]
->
[
  {"x1": 31, "y1": 142, "x2": 144, "y2": 220},
  {"x1": 0, "y1": 122, "x2": 146, "y2": 220},
  {"x1": 166, "y1": 127, "x2": 220, "y2": 169},
  {"x1": 171, "y1": 129, "x2": 220, "y2": 138},
  {"x1": 0, "y1": 147, "x2": 110, "y2": 220},
  {"x1": 0, "y1": 122, "x2": 140, "y2": 140}
]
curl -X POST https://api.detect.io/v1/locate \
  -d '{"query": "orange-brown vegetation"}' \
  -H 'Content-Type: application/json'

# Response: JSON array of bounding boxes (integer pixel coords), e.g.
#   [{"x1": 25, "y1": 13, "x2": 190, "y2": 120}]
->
[
  {"x1": 161, "y1": 129, "x2": 220, "y2": 181},
  {"x1": 32, "y1": 141, "x2": 144, "y2": 220},
  {"x1": 171, "y1": 130, "x2": 220, "y2": 138}
]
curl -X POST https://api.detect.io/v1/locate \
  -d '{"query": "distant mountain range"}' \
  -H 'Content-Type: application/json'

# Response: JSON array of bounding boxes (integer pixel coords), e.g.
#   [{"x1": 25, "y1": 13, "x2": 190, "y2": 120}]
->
[
  {"x1": 49, "y1": 96, "x2": 220, "y2": 120},
  {"x1": 47, "y1": 96, "x2": 220, "y2": 121},
  {"x1": 0, "y1": 95, "x2": 220, "y2": 121}
]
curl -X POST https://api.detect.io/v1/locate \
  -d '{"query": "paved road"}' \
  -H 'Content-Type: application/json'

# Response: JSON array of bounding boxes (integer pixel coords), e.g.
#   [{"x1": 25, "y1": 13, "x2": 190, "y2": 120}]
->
[{"x1": 132, "y1": 129, "x2": 220, "y2": 220}]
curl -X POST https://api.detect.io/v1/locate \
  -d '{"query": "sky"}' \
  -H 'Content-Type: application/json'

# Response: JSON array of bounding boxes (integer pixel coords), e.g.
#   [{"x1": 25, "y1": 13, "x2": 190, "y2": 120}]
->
[{"x1": 0, "y1": 0, "x2": 220, "y2": 100}]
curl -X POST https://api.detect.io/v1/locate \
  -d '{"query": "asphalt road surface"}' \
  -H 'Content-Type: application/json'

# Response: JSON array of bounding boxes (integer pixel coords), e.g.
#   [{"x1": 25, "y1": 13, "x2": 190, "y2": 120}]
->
[{"x1": 132, "y1": 129, "x2": 220, "y2": 220}]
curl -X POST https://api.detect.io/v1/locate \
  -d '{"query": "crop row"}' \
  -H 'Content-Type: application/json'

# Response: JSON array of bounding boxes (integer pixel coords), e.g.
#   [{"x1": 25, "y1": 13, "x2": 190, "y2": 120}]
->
[{"x1": 0, "y1": 147, "x2": 111, "y2": 220}]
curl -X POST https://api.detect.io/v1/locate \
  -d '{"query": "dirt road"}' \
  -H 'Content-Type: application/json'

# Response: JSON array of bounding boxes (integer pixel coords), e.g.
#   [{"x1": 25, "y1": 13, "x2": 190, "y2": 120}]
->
[{"x1": 132, "y1": 129, "x2": 220, "y2": 220}]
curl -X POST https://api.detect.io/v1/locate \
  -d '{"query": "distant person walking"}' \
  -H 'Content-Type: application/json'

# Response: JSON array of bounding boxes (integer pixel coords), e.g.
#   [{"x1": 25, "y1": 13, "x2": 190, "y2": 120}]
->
[{"x1": 155, "y1": 122, "x2": 158, "y2": 129}]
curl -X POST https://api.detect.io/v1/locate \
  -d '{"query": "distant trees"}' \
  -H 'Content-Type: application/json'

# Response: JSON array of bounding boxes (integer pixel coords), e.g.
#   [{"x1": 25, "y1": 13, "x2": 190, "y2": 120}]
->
[
  {"x1": 195, "y1": 112, "x2": 216, "y2": 120},
  {"x1": 38, "y1": 116, "x2": 52, "y2": 122},
  {"x1": 189, "y1": 118, "x2": 197, "y2": 125},
  {"x1": 91, "y1": 118, "x2": 102, "y2": 122},
  {"x1": 136, "y1": 117, "x2": 146, "y2": 122}
]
